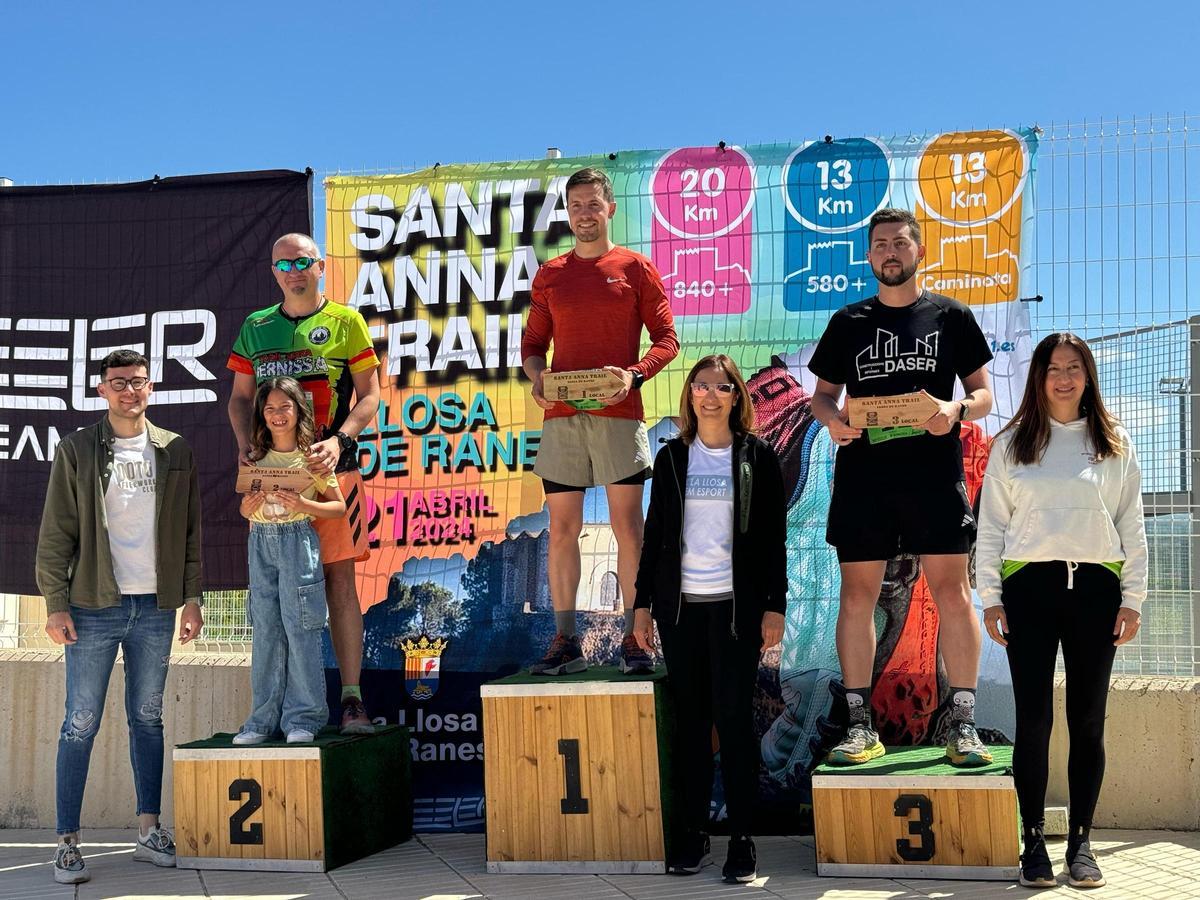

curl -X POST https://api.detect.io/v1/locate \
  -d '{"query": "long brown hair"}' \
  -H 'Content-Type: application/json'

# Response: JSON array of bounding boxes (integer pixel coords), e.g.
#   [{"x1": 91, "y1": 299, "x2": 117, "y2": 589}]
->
[
  {"x1": 677, "y1": 354, "x2": 755, "y2": 445},
  {"x1": 248, "y1": 377, "x2": 316, "y2": 460},
  {"x1": 998, "y1": 332, "x2": 1124, "y2": 465}
]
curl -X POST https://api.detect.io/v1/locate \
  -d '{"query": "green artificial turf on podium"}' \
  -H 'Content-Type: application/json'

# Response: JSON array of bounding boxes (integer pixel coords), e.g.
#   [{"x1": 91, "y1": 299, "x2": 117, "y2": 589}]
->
[
  {"x1": 489, "y1": 664, "x2": 667, "y2": 687},
  {"x1": 814, "y1": 743, "x2": 1013, "y2": 778}
]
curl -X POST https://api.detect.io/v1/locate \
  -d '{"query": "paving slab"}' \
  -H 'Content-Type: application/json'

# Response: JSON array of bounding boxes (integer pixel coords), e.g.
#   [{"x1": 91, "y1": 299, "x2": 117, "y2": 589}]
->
[{"x1": 1, "y1": 828, "x2": 1198, "y2": 899}]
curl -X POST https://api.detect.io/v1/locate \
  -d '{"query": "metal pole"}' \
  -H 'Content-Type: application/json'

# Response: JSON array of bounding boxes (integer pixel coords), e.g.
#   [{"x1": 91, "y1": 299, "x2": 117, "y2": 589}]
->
[
  {"x1": 1183, "y1": 392, "x2": 1189, "y2": 493},
  {"x1": 1191, "y1": 316, "x2": 1200, "y2": 676}
]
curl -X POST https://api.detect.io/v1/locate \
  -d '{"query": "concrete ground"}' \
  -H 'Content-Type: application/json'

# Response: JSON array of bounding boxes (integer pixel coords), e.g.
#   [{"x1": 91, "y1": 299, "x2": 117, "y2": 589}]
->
[{"x1": 2, "y1": 828, "x2": 1199, "y2": 899}]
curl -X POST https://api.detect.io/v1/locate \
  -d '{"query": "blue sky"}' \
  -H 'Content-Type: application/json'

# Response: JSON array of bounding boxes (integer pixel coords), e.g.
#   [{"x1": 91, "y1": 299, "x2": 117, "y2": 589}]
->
[{"x1": 2, "y1": 1, "x2": 1195, "y2": 183}]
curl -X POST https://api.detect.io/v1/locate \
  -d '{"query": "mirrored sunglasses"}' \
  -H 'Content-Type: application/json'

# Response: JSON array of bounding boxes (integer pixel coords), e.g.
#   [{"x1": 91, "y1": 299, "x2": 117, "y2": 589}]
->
[{"x1": 272, "y1": 256, "x2": 318, "y2": 273}]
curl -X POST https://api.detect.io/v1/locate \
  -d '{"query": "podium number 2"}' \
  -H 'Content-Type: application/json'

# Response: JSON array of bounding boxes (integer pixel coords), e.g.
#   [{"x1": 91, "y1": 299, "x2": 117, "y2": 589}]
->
[
  {"x1": 894, "y1": 793, "x2": 935, "y2": 861},
  {"x1": 229, "y1": 778, "x2": 264, "y2": 845},
  {"x1": 558, "y1": 739, "x2": 589, "y2": 815}
]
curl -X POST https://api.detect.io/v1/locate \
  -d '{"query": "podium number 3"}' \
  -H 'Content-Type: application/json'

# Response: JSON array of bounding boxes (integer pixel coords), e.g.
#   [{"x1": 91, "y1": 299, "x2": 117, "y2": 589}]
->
[
  {"x1": 894, "y1": 793, "x2": 935, "y2": 861},
  {"x1": 229, "y1": 778, "x2": 264, "y2": 845},
  {"x1": 558, "y1": 739, "x2": 589, "y2": 815}
]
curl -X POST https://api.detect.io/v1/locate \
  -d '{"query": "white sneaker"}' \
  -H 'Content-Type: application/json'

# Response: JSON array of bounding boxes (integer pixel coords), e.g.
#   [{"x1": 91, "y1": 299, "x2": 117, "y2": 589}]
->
[
  {"x1": 232, "y1": 730, "x2": 268, "y2": 745},
  {"x1": 286, "y1": 728, "x2": 315, "y2": 743},
  {"x1": 53, "y1": 840, "x2": 90, "y2": 884},
  {"x1": 132, "y1": 826, "x2": 177, "y2": 867}
]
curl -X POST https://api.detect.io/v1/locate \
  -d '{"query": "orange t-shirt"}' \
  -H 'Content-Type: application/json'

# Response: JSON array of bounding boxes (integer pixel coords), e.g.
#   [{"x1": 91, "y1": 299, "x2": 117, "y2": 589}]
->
[{"x1": 521, "y1": 246, "x2": 678, "y2": 421}]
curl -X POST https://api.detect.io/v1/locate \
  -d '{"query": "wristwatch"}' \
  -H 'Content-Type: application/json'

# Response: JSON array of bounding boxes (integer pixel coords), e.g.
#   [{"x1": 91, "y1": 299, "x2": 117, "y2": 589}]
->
[
  {"x1": 958, "y1": 401, "x2": 970, "y2": 423},
  {"x1": 335, "y1": 431, "x2": 356, "y2": 453},
  {"x1": 629, "y1": 370, "x2": 645, "y2": 390}
]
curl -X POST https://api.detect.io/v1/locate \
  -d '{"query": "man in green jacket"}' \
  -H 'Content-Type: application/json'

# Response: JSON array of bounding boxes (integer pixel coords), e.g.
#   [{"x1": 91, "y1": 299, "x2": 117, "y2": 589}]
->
[{"x1": 35, "y1": 349, "x2": 204, "y2": 885}]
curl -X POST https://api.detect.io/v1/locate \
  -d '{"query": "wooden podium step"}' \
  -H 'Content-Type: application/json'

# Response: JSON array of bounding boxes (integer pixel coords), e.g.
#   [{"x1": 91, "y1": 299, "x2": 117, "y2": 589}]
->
[
  {"x1": 481, "y1": 666, "x2": 673, "y2": 874},
  {"x1": 812, "y1": 744, "x2": 1019, "y2": 880},
  {"x1": 173, "y1": 725, "x2": 412, "y2": 872}
]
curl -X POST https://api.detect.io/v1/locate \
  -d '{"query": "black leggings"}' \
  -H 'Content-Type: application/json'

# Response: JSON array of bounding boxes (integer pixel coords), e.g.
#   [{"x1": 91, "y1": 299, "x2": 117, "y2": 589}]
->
[
  {"x1": 656, "y1": 600, "x2": 761, "y2": 836},
  {"x1": 1002, "y1": 561, "x2": 1121, "y2": 832}
]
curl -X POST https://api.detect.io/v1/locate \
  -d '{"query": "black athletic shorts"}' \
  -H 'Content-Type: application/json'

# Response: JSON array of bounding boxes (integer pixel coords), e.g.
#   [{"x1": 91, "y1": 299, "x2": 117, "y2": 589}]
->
[
  {"x1": 827, "y1": 480, "x2": 975, "y2": 563},
  {"x1": 541, "y1": 467, "x2": 651, "y2": 494}
]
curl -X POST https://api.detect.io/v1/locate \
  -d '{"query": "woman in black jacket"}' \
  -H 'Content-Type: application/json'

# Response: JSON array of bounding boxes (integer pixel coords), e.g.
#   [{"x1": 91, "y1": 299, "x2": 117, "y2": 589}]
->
[{"x1": 632, "y1": 353, "x2": 788, "y2": 883}]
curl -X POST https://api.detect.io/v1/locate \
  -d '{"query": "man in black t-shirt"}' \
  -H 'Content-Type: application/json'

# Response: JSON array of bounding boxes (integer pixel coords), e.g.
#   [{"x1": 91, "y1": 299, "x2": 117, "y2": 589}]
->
[{"x1": 808, "y1": 208, "x2": 994, "y2": 768}]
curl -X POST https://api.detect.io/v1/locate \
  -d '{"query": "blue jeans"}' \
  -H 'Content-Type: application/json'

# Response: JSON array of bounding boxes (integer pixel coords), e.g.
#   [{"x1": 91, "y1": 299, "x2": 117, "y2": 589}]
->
[
  {"x1": 245, "y1": 520, "x2": 329, "y2": 735},
  {"x1": 56, "y1": 593, "x2": 175, "y2": 835}
]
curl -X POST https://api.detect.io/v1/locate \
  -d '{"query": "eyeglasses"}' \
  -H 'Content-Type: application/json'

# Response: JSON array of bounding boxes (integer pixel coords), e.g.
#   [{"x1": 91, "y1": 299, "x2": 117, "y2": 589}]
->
[
  {"x1": 272, "y1": 256, "x2": 319, "y2": 273},
  {"x1": 690, "y1": 382, "x2": 736, "y2": 395},
  {"x1": 105, "y1": 377, "x2": 150, "y2": 391}
]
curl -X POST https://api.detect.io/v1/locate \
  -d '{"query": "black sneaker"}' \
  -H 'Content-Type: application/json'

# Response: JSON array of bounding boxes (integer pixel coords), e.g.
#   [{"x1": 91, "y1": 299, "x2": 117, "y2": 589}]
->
[
  {"x1": 529, "y1": 633, "x2": 587, "y2": 675},
  {"x1": 666, "y1": 831, "x2": 711, "y2": 875},
  {"x1": 1019, "y1": 832, "x2": 1056, "y2": 888},
  {"x1": 722, "y1": 834, "x2": 757, "y2": 883},
  {"x1": 1066, "y1": 839, "x2": 1105, "y2": 888}
]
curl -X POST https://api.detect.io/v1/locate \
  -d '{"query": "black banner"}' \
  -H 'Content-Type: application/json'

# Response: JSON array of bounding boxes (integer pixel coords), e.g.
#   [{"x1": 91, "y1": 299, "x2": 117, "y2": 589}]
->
[{"x1": 0, "y1": 169, "x2": 312, "y2": 594}]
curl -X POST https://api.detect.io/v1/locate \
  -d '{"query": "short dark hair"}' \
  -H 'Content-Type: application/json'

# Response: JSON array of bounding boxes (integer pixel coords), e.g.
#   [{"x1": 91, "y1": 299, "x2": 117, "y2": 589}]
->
[
  {"x1": 868, "y1": 207, "x2": 921, "y2": 245},
  {"x1": 99, "y1": 349, "x2": 150, "y2": 378},
  {"x1": 565, "y1": 167, "x2": 614, "y2": 204}
]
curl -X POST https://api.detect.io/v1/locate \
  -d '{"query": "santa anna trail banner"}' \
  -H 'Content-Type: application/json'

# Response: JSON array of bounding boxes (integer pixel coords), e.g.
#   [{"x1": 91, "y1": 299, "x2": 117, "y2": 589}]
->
[{"x1": 324, "y1": 129, "x2": 1038, "y2": 831}]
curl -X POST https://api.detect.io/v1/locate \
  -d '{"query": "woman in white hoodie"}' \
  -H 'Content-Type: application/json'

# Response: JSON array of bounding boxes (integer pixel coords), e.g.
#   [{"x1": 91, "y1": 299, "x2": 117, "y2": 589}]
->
[{"x1": 977, "y1": 332, "x2": 1146, "y2": 891}]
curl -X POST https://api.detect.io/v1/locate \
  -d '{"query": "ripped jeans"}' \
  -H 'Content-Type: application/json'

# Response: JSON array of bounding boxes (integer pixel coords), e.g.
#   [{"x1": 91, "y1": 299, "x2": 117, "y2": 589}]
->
[{"x1": 56, "y1": 593, "x2": 174, "y2": 835}]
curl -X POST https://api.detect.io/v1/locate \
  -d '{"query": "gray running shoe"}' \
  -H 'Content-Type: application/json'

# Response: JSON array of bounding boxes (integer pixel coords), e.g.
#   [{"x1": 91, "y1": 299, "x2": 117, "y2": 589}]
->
[
  {"x1": 529, "y1": 633, "x2": 587, "y2": 675},
  {"x1": 945, "y1": 721, "x2": 993, "y2": 767},
  {"x1": 340, "y1": 696, "x2": 376, "y2": 735},
  {"x1": 53, "y1": 840, "x2": 90, "y2": 884},
  {"x1": 618, "y1": 633, "x2": 655, "y2": 674},
  {"x1": 825, "y1": 722, "x2": 885, "y2": 765},
  {"x1": 1066, "y1": 839, "x2": 1105, "y2": 888},
  {"x1": 133, "y1": 826, "x2": 177, "y2": 867}
]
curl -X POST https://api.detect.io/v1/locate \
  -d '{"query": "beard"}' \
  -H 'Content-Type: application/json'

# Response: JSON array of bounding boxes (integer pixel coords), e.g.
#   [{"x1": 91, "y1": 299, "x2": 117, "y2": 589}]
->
[
  {"x1": 572, "y1": 222, "x2": 602, "y2": 242},
  {"x1": 873, "y1": 260, "x2": 919, "y2": 287}
]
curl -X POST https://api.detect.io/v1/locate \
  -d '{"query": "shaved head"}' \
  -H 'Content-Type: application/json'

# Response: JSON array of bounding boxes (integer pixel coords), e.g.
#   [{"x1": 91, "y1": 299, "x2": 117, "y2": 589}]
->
[{"x1": 272, "y1": 232, "x2": 320, "y2": 260}]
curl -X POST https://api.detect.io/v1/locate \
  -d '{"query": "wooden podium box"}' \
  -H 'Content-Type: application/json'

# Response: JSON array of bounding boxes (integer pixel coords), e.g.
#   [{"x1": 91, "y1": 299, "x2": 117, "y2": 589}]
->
[
  {"x1": 173, "y1": 725, "x2": 412, "y2": 872},
  {"x1": 481, "y1": 667, "x2": 673, "y2": 874},
  {"x1": 813, "y1": 745, "x2": 1019, "y2": 880}
]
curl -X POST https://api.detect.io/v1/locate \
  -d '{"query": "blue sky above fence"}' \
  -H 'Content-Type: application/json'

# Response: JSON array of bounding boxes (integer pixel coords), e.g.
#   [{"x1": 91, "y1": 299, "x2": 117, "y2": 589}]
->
[{"x1": 1, "y1": 1, "x2": 1196, "y2": 183}]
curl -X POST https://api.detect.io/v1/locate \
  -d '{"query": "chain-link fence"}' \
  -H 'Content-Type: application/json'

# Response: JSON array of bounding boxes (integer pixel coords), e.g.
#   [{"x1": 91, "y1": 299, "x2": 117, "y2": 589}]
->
[{"x1": 1027, "y1": 116, "x2": 1200, "y2": 675}]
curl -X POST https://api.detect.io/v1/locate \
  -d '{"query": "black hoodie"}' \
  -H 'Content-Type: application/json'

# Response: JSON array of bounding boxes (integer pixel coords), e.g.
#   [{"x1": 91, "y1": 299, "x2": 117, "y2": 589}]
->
[{"x1": 633, "y1": 431, "x2": 788, "y2": 637}]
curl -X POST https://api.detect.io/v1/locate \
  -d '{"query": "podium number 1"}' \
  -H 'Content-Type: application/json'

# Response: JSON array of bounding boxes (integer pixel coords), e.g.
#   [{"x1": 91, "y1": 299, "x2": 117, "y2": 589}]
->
[
  {"x1": 558, "y1": 739, "x2": 589, "y2": 814},
  {"x1": 894, "y1": 793, "x2": 935, "y2": 861},
  {"x1": 229, "y1": 778, "x2": 264, "y2": 845}
]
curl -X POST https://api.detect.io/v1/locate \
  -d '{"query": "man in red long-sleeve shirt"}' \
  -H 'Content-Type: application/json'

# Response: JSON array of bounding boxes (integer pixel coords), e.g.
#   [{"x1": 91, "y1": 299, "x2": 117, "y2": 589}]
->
[{"x1": 522, "y1": 167, "x2": 679, "y2": 675}]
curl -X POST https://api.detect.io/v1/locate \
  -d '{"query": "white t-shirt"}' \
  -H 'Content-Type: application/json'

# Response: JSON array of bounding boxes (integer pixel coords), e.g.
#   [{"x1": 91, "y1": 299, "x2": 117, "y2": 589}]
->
[
  {"x1": 680, "y1": 437, "x2": 734, "y2": 595},
  {"x1": 105, "y1": 431, "x2": 158, "y2": 594}
]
